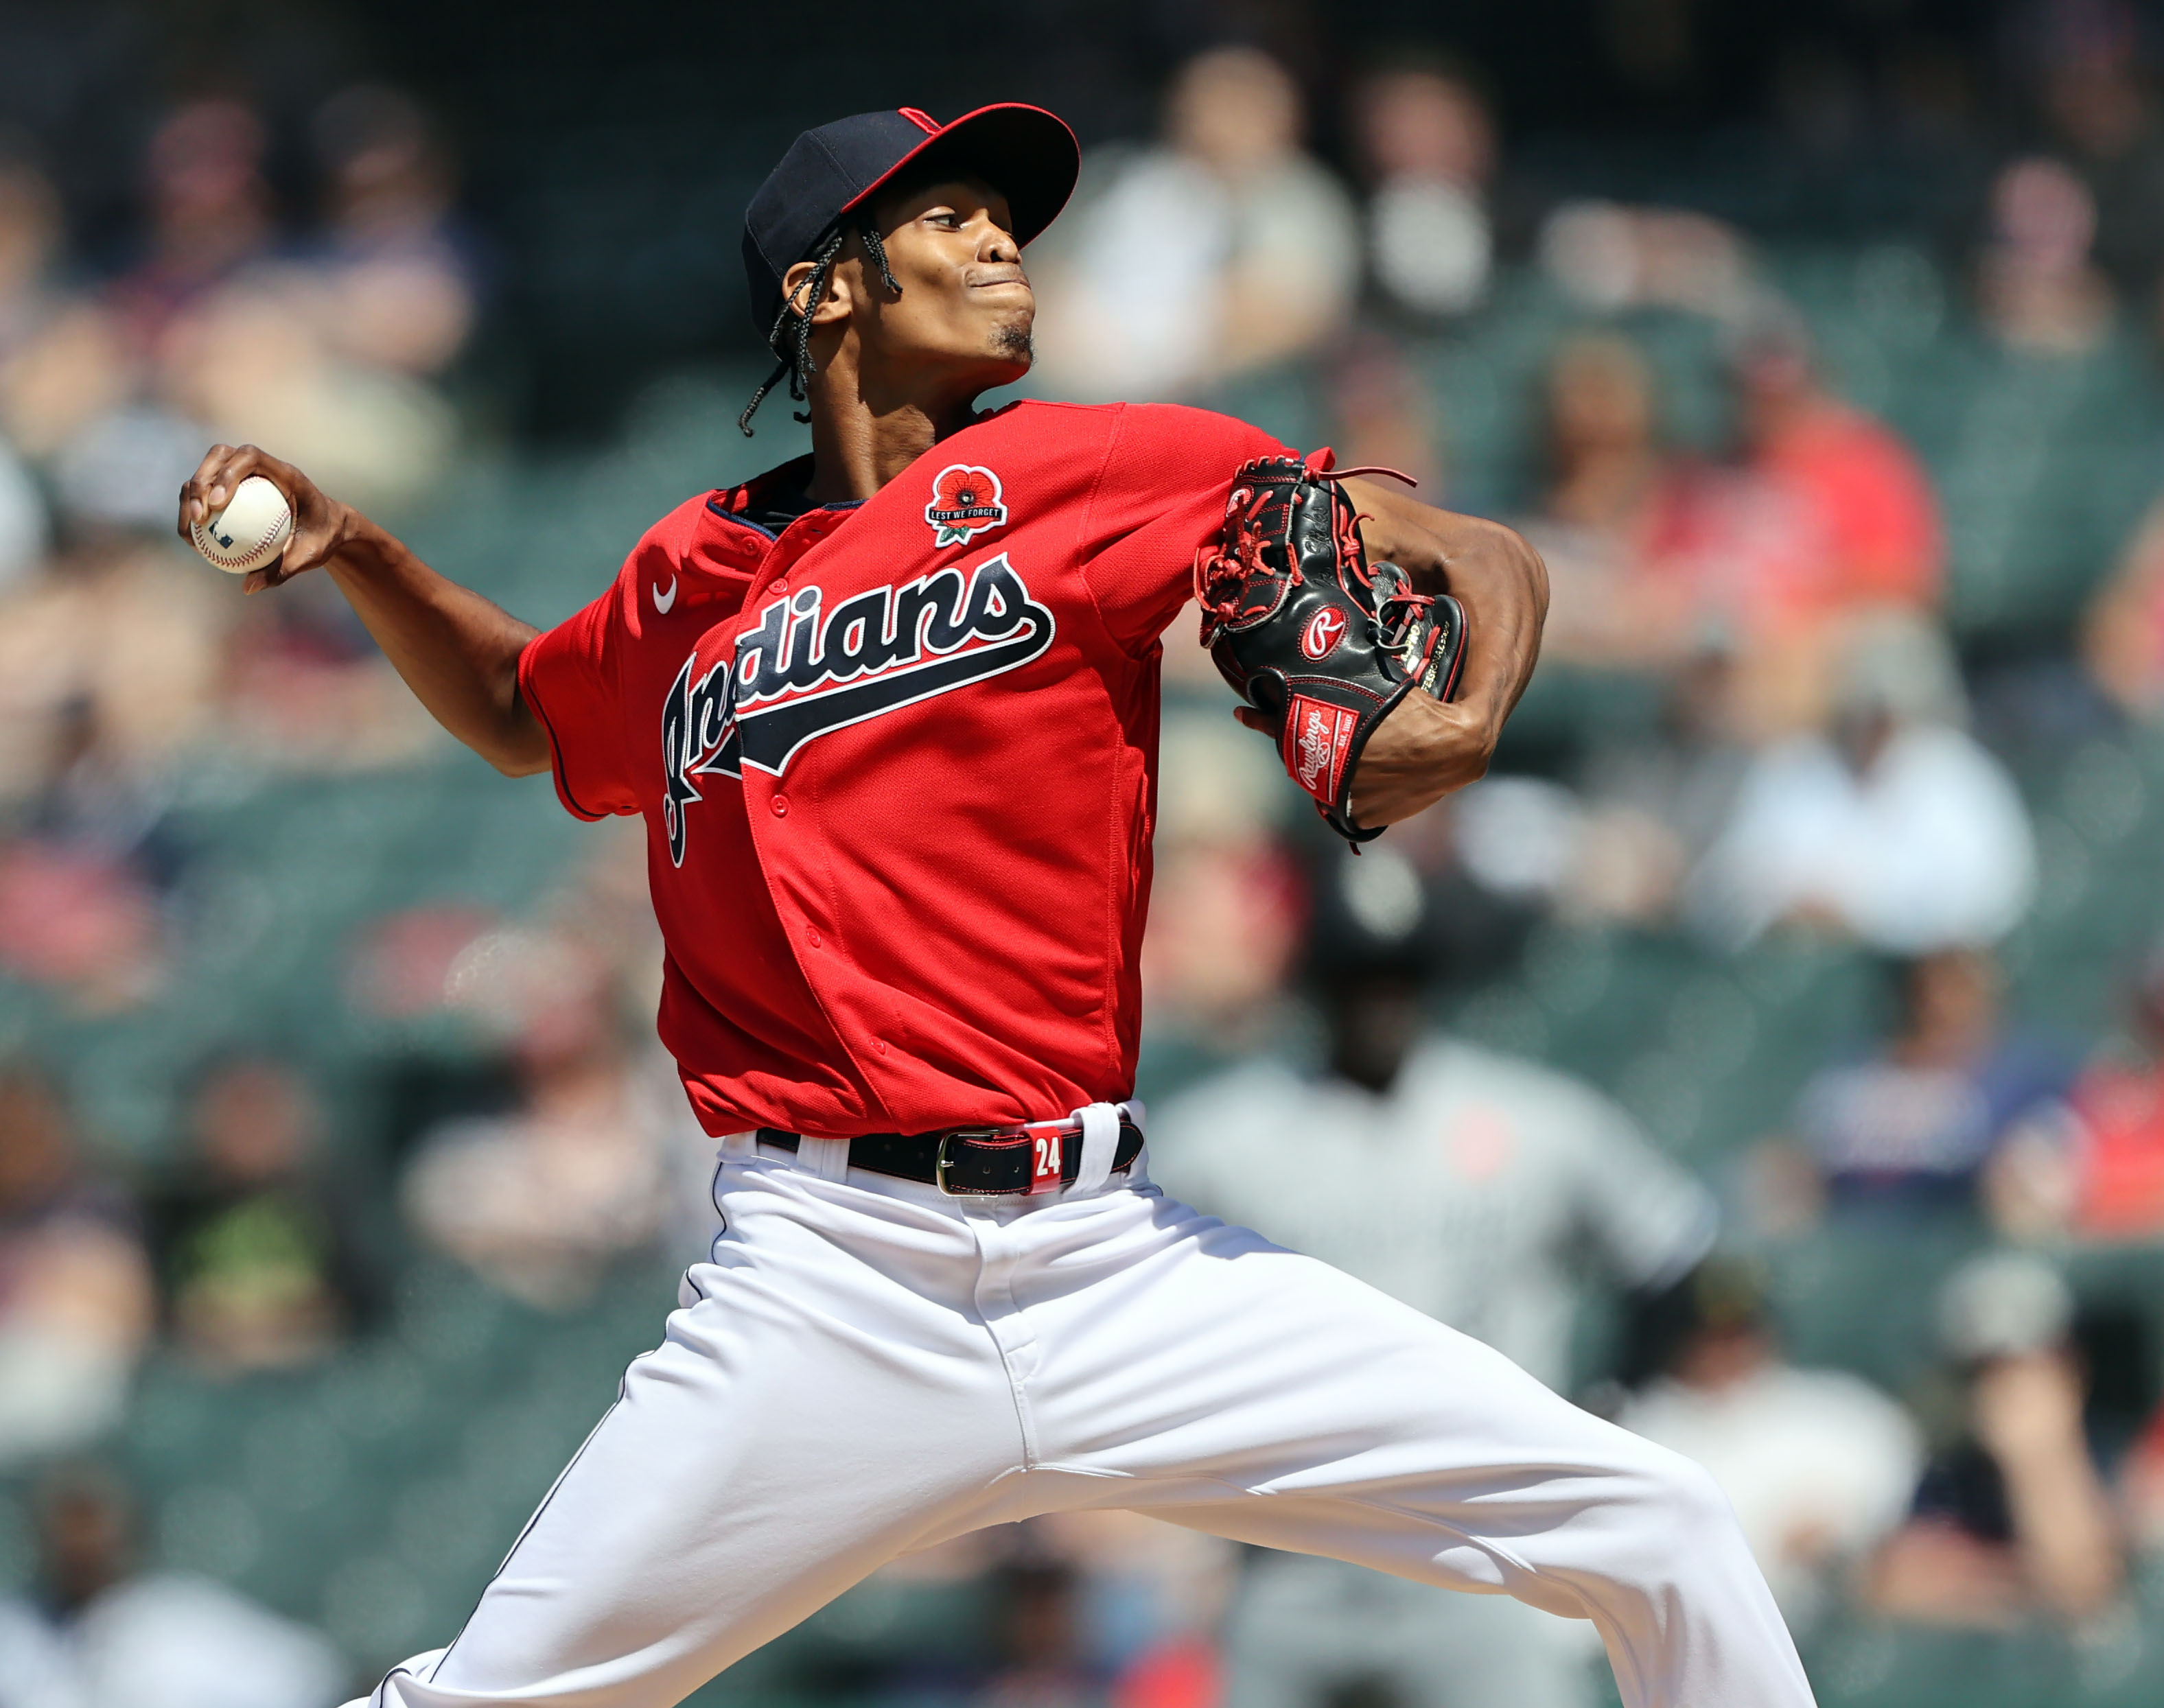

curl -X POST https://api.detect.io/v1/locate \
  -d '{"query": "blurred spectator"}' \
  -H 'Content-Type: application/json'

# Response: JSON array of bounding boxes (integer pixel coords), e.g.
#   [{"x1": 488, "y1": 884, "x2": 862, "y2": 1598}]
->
[
  {"x1": 401, "y1": 928, "x2": 675, "y2": 1307},
  {"x1": 157, "y1": 87, "x2": 468, "y2": 513},
  {"x1": 0, "y1": 698, "x2": 172, "y2": 1012},
  {"x1": 161, "y1": 274, "x2": 455, "y2": 514},
  {"x1": 1139, "y1": 710, "x2": 1303, "y2": 1063},
  {"x1": 1988, "y1": 935, "x2": 2164, "y2": 1243},
  {"x1": 148, "y1": 1055, "x2": 376, "y2": 1373},
  {"x1": 1870, "y1": 1252, "x2": 2126, "y2": 1627},
  {"x1": 0, "y1": 1462, "x2": 346, "y2": 1708},
  {"x1": 0, "y1": 430, "x2": 45, "y2": 595},
  {"x1": 0, "y1": 148, "x2": 68, "y2": 358},
  {"x1": 0, "y1": 536, "x2": 225, "y2": 810},
  {"x1": 305, "y1": 85, "x2": 476, "y2": 377},
  {"x1": 1686, "y1": 614, "x2": 2036, "y2": 952},
  {"x1": 109, "y1": 101, "x2": 275, "y2": 351},
  {"x1": 1793, "y1": 949, "x2": 2069, "y2": 1217},
  {"x1": 976, "y1": 1558, "x2": 1104, "y2": 1708},
  {"x1": 1031, "y1": 47, "x2": 1358, "y2": 400},
  {"x1": 1349, "y1": 62, "x2": 1494, "y2": 319},
  {"x1": 1976, "y1": 157, "x2": 2115, "y2": 358},
  {"x1": 1618, "y1": 1258, "x2": 1922, "y2": 1629},
  {"x1": 1325, "y1": 330, "x2": 1444, "y2": 498},
  {"x1": 1151, "y1": 858, "x2": 1716, "y2": 1708},
  {"x1": 2034, "y1": 0, "x2": 2164, "y2": 312},
  {"x1": 45, "y1": 91, "x2": 463, "y2": 522},
  {"x1": 1710, "y1": 308, "x2": 1945, "y2": 731},
  {"x1": 1028, "y1": 1510, "x2": 1231, "y2": 1707},
  {"x1": 1537, "y1": 201, "x2": 1751, "y2": 317},
  {"x1": 0, "y1": 529, "x2": 235, "y2": 1009},
  {"x1": 1517, "y1": 331, "x2": 1696, "y2": 668},
  {"x1": 2080, "y1": 487, "x2": 2164, "y2": 716},
  {"x1": 1566, "y1": 642, "x2": 1753, "y2": 926},
  {"x1": 1522, "y1": 313, "x2": 1940, "y2": 735},
  {"x1": 0, "y1": 1064, "x2": 153, "y2": 1469},
  {"x1": 1730, "y1": 308, "x2": 1943, "y2": 623},
  {"x1": 215, "y1": 579, "x2": 441, "y2": 774}
]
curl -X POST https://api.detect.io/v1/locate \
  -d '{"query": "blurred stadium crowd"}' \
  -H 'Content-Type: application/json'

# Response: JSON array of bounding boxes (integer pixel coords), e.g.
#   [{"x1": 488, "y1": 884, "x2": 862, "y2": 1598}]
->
[{"x1": 11, "y1": 1, "x2": 2164, "y2": 1705}]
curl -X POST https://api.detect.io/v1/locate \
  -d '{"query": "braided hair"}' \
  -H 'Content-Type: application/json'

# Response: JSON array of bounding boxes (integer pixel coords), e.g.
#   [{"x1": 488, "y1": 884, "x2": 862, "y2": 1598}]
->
[{"x1": 738, "y1": 216, "x2": 905, "y2": 436}]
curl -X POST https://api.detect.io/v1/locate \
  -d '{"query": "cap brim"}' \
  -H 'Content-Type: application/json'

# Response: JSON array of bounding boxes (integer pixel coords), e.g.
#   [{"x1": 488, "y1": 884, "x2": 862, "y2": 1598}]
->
[{"x1": 839, "y1": 103, "x2": 1080, "y2": 247}]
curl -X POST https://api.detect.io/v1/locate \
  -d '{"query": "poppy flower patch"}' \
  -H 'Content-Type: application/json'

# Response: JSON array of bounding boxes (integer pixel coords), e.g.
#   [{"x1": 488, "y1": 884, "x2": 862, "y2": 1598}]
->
[{"x1": 925, "y1": 465, "x2": 1009, "y2": 548}]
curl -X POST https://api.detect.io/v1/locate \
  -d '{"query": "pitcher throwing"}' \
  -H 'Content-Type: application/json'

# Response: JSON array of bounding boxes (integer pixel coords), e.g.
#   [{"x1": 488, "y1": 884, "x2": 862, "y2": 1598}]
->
[{"x1": 178, "y1": 102, "x2": 1815, "y2": 1708}]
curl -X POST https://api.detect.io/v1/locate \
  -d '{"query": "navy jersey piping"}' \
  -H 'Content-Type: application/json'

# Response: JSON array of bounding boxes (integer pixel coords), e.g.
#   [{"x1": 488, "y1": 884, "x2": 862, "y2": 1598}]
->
[{"x1": 703, "y1": 495, "x2": 869, "y2": 541}]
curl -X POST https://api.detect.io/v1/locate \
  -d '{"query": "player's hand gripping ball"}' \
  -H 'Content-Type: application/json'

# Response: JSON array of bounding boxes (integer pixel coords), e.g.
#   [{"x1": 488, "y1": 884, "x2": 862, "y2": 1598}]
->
[{"x1": 189, "y1": 474, "x2": 294, "y2": 574}]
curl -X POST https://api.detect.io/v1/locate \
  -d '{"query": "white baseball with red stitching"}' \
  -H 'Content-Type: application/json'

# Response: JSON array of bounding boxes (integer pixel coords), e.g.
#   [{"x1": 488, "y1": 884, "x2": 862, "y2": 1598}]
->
[{"x1": 189, "y1": 474, "x2": 293, "y2": 574}]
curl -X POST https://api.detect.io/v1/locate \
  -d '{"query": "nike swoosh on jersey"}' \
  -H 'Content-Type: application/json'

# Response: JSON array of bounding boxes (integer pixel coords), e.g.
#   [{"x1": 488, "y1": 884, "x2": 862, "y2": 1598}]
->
[{"x1": 653, "y1": 576, "x2": 678, "y2": 614}]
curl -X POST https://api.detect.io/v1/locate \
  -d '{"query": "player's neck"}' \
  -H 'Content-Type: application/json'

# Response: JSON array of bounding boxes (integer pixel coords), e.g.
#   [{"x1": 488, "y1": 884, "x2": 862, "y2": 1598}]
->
[{"x1": 804, "y1": 351, "x2": 984, "y2": 506}]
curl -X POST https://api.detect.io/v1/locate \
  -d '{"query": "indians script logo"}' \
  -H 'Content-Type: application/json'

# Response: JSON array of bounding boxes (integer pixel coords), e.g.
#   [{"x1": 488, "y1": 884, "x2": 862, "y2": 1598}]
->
[
  {"x1": 660, "y1": 554, "x2": 1055, "y2": 865},
  {"x1": 925, "y1": 465, "x2": 1008, "y2": 548}
]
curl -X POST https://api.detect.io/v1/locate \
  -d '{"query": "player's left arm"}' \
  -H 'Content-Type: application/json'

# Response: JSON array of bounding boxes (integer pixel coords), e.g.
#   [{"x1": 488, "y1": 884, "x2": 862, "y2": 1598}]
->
[{"x1": 1335, "y1": 476, "x2": 1549, "y2": 826}]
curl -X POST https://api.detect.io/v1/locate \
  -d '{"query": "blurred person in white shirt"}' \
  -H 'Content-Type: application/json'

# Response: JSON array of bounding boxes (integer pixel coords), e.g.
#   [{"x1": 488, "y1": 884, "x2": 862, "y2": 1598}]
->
[
  {"x1": 1150, "y1": 853, "x2": 1717, "y2": 1708},
  {"x1": 1029, "y1": 46, "x2": 1358, "y2": 400},
  {"x1": 0, "y1": 1464, "x2": 345, "y2": 1708},
  {"x1": 1687, "y1": 612, "x2": 2035, "y2": 953},
  {"x1": 1618, "y1": 1257, "x2": 1923, "y2": 1631},
  {"x1": 1350, "y1": 60, "x2": 1495, "y2": 320},
  {"x1": 0, "y1": 1065, "x2": 153, "y2": 1466}
]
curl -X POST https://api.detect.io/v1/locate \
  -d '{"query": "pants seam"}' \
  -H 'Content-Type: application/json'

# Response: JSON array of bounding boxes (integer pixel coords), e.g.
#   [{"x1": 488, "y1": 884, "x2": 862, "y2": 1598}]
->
[{"x1": 432, "y1": 1346, "x2": 659, "y2": 1681}]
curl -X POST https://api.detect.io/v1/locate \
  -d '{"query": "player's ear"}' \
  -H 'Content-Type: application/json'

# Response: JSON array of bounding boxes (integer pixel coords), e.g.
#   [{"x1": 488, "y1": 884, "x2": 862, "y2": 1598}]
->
[
  {"x1": 778, "y1": 255, "x2": 854, "y2": 327},
  {"x1": 811, "y1": 254, "x2": 861, "y2": 325}
]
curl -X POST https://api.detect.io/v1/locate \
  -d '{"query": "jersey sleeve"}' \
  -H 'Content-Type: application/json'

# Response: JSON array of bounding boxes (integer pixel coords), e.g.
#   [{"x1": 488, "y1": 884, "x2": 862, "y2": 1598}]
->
[
  {"x1": 1078, "y1": 403, "x2": 1294, "y2": 655},
  {"x1": 1563, "y1": 1093, "x2": 1719, "y2": 1290},
  {"x1": 517, "y1": 585, "x2": 640, "y2": 821}
]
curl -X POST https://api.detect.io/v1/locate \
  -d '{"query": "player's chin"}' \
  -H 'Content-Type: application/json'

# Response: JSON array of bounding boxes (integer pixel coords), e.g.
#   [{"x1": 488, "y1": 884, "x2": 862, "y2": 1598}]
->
[{"x1": 988, "y1": 323, "x2": 1034, "y2": 373}]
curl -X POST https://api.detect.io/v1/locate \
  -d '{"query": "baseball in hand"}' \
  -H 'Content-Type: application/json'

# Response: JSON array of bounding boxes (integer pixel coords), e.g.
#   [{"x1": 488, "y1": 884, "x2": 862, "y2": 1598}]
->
[{"x1": 191, "y1": 475, "x2": 294, "y2": 574}]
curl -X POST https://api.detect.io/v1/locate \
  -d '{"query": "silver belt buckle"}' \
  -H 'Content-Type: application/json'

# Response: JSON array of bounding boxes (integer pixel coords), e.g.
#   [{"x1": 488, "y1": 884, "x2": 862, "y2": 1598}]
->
[{"x1": 933, "y1": 1124, "x2": 1030, "y2": 1195}]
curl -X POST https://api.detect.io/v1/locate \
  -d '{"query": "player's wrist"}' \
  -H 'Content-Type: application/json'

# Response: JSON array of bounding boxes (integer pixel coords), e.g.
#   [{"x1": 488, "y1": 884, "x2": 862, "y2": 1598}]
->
[{"x1": 325, "y1": 506, "x2": 395, "y2": 574}]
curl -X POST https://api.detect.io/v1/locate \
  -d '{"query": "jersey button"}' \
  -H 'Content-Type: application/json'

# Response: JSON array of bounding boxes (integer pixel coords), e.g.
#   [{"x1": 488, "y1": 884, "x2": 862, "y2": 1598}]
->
[
  {"x1": 806, "y1": 928, "x2": 822, "y2": 950},
  {"x1": 771, "y1": 795, "x2": 788, "y2": 818},
  {"x1": 771, "y1": 576, "x2": 789, "y2": 595}
]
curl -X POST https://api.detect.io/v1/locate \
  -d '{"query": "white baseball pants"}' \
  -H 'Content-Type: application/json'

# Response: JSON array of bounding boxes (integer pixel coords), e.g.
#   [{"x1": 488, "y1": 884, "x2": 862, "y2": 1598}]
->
[{"x1": 351, "y1": 1133, "x2": 1815, "y2": 1708}]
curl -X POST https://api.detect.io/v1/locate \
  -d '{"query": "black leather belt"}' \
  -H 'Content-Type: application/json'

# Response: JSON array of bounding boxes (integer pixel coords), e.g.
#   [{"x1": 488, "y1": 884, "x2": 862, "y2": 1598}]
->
[{"x1": 755, "y1": 1117, "x2": 1145, "y2": 1196}]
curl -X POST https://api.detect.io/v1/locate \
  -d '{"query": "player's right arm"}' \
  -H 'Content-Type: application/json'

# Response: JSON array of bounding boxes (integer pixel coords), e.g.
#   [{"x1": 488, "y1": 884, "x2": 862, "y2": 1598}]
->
[{"x1": 177, "y1": 444, "x2": 551, "y2": 778}]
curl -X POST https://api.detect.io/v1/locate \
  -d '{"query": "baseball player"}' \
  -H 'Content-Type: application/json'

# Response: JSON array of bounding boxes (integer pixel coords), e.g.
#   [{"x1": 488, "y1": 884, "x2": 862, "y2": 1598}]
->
[
  {"x1": 176, "y1": 104, "x2": 1814, "y2": 1708},
  {"x1": 1150, "y1": 856, "x2": 1721, "y2": 1708}
]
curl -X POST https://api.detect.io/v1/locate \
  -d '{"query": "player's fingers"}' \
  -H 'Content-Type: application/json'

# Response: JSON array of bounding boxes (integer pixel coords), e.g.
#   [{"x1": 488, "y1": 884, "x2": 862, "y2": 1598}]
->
[
  {"x1": 1233, "y1": 705, "x2": 1281, "y2": 740},
  {"x1": 176, "y1": 443, "x2": 240, "y2": 537}
]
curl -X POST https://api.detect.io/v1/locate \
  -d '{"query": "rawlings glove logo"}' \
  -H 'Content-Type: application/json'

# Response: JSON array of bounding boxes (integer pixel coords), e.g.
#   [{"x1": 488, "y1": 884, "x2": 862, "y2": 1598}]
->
[
  {"x1": 1300, "y1": 607, "x2": 1347, "y2": 660},
  {"x1": 661, "y1": 554, "x2": 1055, "y2": 865},
  {"x1": 1287, "y1": 694, "x2": 1358, "y2": 802}
]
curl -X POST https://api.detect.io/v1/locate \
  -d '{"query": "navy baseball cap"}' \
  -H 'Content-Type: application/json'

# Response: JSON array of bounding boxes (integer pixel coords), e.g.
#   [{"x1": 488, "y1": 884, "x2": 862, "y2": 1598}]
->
[{"x1": 742, "y1": 104, "x2": 1080, "y2": 343}]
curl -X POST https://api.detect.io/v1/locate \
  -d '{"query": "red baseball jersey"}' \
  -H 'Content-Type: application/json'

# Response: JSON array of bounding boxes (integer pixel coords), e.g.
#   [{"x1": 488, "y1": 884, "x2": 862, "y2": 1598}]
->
[{"x1": 520, "y1": 400, "x2": 1288, "y2": 1138}]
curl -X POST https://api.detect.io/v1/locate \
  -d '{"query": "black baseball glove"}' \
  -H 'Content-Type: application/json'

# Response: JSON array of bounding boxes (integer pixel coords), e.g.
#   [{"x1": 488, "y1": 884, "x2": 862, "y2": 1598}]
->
[{"x1": 1195, "y1": 453, "x2": 1467, "y2": 847}]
